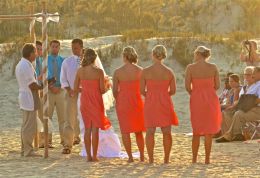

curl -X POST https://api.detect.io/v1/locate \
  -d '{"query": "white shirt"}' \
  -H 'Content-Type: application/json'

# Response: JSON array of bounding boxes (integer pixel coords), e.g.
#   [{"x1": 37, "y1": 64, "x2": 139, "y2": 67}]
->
[
  {"x1": 242, "y1": 81, "x2": 260, "y2": 106},
  {"x1": 15, "y1": 58, "x2": 37, "y2": 111},
  {"x1": 246, "y1": 81, "x2": 260, "y2": 97},
  {"x1": 60, "y1": 55, "x2": 106, "y2": 90},
  {"x1": 60, "y1": 55, "x2": 80, "y2": 90}
]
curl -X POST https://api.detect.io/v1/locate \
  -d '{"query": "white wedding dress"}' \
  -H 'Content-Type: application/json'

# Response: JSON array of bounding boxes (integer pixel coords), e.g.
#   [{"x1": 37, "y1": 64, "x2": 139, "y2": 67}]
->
[{"x1": 79, "y1": 55, "x2": 122, "y2": 158}]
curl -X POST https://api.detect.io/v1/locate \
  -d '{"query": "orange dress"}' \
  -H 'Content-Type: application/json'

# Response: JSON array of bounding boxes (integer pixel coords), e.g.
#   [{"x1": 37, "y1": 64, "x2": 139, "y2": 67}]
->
[
  {"x1": 116, "y1": 80, "x2": 145, "y2": 134},
  {"x1": 190, "y1": 78, "x2": 222, "y2": 135},
  {"x1": 144, "y1": 80, "x2": 179, "y2": 128},
  {"x1": 80, "y1": 80, "x2": 111, "y2": 130}
]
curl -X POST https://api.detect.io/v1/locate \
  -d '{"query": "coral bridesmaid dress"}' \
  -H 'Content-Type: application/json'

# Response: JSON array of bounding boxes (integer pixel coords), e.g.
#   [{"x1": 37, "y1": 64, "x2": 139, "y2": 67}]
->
[
  {"x1": 144, "y1": 80, "x2": 179, "y2": 128},
  {"x1": 190, "y1": 78, "x2": 222, "y2": 135},
  {"x1": 80, "y1": 80, "x2": 111, "y2": 130},
  {"x1": 116, "y1": 80, "x2": 145, "y2": 133}
]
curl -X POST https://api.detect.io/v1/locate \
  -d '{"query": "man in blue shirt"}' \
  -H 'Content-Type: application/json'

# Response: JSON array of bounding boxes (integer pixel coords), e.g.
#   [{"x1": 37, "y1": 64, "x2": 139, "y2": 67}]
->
[
  {"x1": 35, "y1": 41, "x2": 43, "y2": 82},
  {"x1": 47, "y1": 40, "x2": 65, "y2": 147}
]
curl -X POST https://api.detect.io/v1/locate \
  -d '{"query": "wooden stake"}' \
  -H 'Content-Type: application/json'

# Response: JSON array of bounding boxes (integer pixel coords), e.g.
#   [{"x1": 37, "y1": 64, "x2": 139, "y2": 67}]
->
[{"x1": 42, "y1": 1, "x2": 49, "y2": 158}]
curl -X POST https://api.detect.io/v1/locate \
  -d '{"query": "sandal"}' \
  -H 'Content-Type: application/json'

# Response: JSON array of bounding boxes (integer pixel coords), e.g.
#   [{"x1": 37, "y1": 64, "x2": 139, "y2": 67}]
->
[
  {"x1": 73, "y1": 138, "x2": 81, "y2": 145},
  {"x1": 39, "y1": 144, "x2": 54, "y2": 149},
  {"x1": 48, "y1": 144, "x2": 54, "y2": 149},
  {"x1": 62, "y1": 148, "x2": 71, "y2": 154}
]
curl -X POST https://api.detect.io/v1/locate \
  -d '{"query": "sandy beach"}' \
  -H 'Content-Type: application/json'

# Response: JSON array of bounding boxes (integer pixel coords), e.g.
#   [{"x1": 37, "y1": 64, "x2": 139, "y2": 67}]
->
[{"x1": 0, "y1": 40, "x2": 260, "y2": 178}]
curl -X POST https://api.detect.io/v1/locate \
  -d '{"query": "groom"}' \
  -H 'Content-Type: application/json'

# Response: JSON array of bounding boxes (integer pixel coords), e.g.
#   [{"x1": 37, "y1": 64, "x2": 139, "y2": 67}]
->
[{"x1": 60, "y1": 39, "x2": 83, "y2": 154}]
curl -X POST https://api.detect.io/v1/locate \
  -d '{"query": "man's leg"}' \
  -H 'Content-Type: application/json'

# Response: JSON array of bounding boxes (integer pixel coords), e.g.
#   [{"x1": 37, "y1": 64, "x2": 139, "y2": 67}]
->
[
  {"x1": 217, "y1": 110, "x2": 245, "y2": 141},
  {"x1": 21, "y1": 110, "x2": 37, "y2": 156},
  {"x1": 47, "y1": 91, "x2": 56, "y2": 146},
  {"x1": 63, "y1": 93, "x2": 77, "y2": 152},
  {"x1": 73, "y1": 115, "x2": 81, "y2": 145},
  {"x1": 222, "y1": 107, "x2": 260, "y2": 141},
  {"x1": 221, "y1": 110, "x2": 235, "y2": 134},
  {"x1": 55, "y1": 90, "x2": 65, "y2": 144}
]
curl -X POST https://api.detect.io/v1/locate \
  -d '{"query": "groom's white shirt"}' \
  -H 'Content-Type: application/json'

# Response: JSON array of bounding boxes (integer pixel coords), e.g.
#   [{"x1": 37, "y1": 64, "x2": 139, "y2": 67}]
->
[{"x1": 60, "y1": 55, "x2": 80, "y2": 90}]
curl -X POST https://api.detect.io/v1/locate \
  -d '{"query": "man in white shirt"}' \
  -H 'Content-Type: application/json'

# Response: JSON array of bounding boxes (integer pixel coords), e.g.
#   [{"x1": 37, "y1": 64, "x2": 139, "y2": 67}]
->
[
  {"x1": 15, "y1": 43, "x2": 43, "y2": 157},
  {"x1": 217, "y1": 66, "x2": 260, "y2": 142},
  {"x1": 60, "y1": 39, "x2": 83, "y2": 154}
]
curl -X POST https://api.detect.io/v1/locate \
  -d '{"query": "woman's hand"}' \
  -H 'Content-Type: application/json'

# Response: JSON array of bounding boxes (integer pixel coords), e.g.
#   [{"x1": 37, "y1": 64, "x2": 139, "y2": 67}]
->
[{"x1": 104, "y1": 76, "x2": 112, "y2": 90}]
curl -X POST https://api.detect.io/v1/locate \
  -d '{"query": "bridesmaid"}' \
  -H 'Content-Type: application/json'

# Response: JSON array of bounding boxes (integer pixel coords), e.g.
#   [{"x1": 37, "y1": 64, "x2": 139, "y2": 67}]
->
[
  {"x1": 140, "y1": 45, "x2": 179, "y2": 164},
  {"x1": 185, "y1": 46, "x2": 222, "y2": 164},
  {"x1": 113, "y1": 46, "x2": 145, "y2": 163},
  {"x1": 74, "y1": 48, "x2": 111, "y2": 162}
]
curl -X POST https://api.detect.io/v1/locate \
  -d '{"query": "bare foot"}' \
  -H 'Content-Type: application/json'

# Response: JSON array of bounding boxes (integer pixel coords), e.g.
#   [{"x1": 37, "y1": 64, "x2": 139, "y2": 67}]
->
[
  {"x1": 205, "y1": 158, "x2": 210, "y2": 164},
  {"x1": 192, "y1": 157, "x2": 197, "y2": 164},
  {"x1": 148, "y1": 158, "x2": 154, "y2": 164},
  {"x1": 140, "y1": 155, "x2": 145, "y2": 162},
  {"x1": 92, "y1": 157, "x2": 99, "y2": 162},
  {"x1": 127, "y1": 158, "x2": 134, "y2": 163},
  {"x1": 87, "y1": 156, "x2": 92, "y2": 162},
  {"x1": 164, "y1": 159, "x2": 170, "y2": 164},
  {"x1": 205, "y1": 159, "x2": 210, "y2": 164}
]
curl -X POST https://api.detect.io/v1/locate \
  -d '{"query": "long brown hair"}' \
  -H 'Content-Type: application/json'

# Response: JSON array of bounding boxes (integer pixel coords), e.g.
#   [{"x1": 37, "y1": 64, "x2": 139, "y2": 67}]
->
[{"x1": 81, "y1": 48, "x2": 97, "y2": 67}]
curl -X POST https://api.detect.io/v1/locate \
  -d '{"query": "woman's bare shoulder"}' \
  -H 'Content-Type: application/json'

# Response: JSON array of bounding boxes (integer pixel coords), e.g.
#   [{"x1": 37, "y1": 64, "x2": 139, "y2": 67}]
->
[
  {"x1": 134, "y1": 64, "x2": 143, "y2": 71},
  {"x1": 142, "y1": 65, "x2": 153, "y2": 73},
  {"x1": 185, "y1": 63, "x2": 194, "y2": 71},
  {"x1": 207, "y1": 62, "x2": 217, "y2": 68}
]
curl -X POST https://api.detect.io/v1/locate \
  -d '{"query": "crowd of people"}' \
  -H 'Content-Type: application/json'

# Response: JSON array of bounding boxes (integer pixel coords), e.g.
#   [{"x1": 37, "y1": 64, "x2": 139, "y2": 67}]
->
[{"x1": 15, "y1": 38, "x2": 260, "y2": 164}]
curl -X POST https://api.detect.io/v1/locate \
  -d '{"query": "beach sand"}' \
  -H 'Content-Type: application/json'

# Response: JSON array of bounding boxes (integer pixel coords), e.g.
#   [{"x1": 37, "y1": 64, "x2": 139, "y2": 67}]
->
[{"x1": 0, "y1": 43, "x2": 260, "y2": 177}]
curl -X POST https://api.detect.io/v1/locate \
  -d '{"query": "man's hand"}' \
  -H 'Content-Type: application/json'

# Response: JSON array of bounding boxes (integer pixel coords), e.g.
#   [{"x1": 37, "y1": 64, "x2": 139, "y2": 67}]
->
[
  {"x1": 104, "y1": 76, "x2": 112, "y2": 90},
  {"x1": 37, "y1": 74, "x2": 43, "y2": 81},
  {"x1": 69, "y1": 89, "x2": 75, "y2": 97},
  {"x1": 49, "y1": 86, "x2": 61, "y2": 94}
]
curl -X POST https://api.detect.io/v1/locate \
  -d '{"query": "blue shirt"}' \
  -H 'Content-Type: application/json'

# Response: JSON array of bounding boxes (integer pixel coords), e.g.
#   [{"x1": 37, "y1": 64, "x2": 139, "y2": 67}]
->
[
  {"x1": 47, "y1": 54, "x2": 64, "y2": 87},
  {"x1": 35, "y1": 56, "x2": 43, "y2": 78}
]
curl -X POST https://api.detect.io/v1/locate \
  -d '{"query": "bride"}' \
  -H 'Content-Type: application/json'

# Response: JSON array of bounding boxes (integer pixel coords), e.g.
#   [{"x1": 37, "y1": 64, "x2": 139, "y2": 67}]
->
[{"x1": 78, "y1": 53, "x2": 122, "y2": 158}]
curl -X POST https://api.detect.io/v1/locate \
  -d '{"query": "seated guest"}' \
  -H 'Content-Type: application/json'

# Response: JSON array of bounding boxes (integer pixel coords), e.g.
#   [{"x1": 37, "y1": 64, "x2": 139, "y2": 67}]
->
[
  {"x1": 221, "y1": 74, "x2": 241, "y2": 134},
  {"x1": 216, "y1": 66, "x2": 260, "y2": 142},
  {"x1": 219, "y1": 72, "x2": 233, "y2": 110}
]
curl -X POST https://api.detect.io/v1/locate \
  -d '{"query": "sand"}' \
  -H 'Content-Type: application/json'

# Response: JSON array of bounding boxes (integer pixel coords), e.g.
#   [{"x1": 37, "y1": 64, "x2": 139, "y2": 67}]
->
[{"x1": 0, "y1": 39, "x2": 260, "y2": 178}]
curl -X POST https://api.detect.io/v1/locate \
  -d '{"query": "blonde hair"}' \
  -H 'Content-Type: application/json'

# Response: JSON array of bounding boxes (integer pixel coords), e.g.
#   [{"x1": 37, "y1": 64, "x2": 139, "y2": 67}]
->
[
  {"x1": 123, "y1": 46, "x2": 138, "y2": 64},
  {"x1": 194, "y1": 46, "x2": 211, "y2": 59},
  {"x1": 244, "y1": 66, "x2": 254, "y2": 74},
  {"x1": 81, "y1": 48, "x2": 97, "y2": 67},
  {"x1": 152, "y1": 45, "x2": 167, "y2": 60}
]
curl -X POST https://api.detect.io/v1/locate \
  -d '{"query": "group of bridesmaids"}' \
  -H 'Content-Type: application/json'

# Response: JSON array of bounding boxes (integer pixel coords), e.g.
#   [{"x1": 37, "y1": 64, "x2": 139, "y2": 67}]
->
[{"x1": 74, "y1": 45, "x2": 222, "y2": 164}]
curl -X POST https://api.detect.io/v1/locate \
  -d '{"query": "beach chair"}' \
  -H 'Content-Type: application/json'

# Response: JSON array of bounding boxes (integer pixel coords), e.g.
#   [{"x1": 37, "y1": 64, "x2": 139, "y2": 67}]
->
[
  {"x1": 250, "y1": 120, "x2": 260, "y2": 140},
  {"x1": 242, "y1": 120, "x2": 260, "y2": 140}
]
